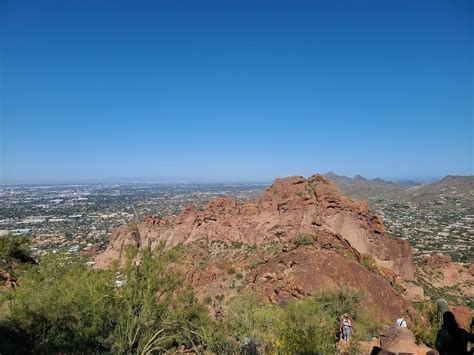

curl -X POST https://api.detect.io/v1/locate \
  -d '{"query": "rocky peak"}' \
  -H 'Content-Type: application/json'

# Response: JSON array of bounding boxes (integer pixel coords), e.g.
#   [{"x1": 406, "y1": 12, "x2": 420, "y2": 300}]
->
[{"x1": 95, "y1": 174, "x2": 415, "y2": 280}]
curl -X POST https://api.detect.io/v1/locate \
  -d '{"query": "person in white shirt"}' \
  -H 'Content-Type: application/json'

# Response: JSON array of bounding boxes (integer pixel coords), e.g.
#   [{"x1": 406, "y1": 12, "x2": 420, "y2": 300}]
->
[
  {"x1": 396, "y1": 317, "x2": 407, "y2": 328},
  {"x1": 340, "y1": 313, "x2": 353, "y2": 342}
]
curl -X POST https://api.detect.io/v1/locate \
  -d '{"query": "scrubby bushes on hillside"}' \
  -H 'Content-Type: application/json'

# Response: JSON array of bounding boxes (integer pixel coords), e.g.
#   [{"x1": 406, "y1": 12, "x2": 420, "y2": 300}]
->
[
  {"x1": 0, "y1": 244, "x2": 210, "y2": 353},
  {"x1": 361, "y1": 254, "x2": 379, "y2": 273},
  {"x1": 213, "y1": 286, "x2": 382, "y2": 354},
  {"x1": 1, "y1": 237, "x2": 431, "y2": 354},
  {"x1": 411, "y1": 301, "x2": 440, "y2": 347},
  {"x1": 0, "y1": 233, "x2": 34, "y2": 264},
  {"x1": 292, "y1": 234, "x2": 315, "y2": 246}
]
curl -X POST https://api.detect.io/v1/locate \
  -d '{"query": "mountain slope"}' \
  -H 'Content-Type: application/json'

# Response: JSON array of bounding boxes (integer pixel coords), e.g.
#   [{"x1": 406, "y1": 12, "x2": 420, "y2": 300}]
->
[
  {"x1": 95, "y1": 174, "x2": 417, "y2": 320},
  {"x1": 323, "y1": 172, "x2": 411, "y2": 200},
  {"x1": 96, "y1": 174, "x2": 414, "y2": 280},
  {"x1": 405, "y1": 175, "x2": 474, "y2": 205},
  {"x1": 324, "y1": 172, "x2": 474, "y2": 206}
]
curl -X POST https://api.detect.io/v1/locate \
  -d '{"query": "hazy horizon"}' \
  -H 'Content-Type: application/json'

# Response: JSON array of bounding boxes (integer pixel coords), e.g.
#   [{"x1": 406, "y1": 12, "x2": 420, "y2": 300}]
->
[
  {"x1": 2, "y1": 0, "x2": 472, "y2": 184},
  {"x1": 0, "y1": 171, "x2": 457, "y2": 186}
]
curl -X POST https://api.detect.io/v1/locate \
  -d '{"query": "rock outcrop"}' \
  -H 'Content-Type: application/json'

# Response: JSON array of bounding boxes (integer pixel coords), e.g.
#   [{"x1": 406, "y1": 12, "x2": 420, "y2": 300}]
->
[
  {"x1": 379, "y1": 325, "x2": 436, "y2": 355},
  {"x1": 421, "y1": 254, "x2": 452, "y2": 268},
  {"x1": 92, "y1": 174, "x2": 422, "y2": 321},
  {"x1": 418, "y1": 253, "x2": 474, "y2": 303},
  {"x1": 96, "y1": 174, "x2": 414, "y2": 280},
  {"x1": 0, "y1": 259, "x2": 18, "y2": 289}
]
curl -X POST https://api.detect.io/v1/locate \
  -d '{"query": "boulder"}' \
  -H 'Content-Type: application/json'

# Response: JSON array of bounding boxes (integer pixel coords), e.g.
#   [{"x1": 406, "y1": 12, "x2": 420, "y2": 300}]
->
[
  {"x1": 421, "y1": 254, "x2": 452, "y2": 268},
  {"x1": 450, "y1": 306, "x2": 473, "y2": 330},
  {"x1": 380, "y1": 325, "x2": 436, "y2": 355},
  {"x1": 404, "y1": 282, "x2": 426, "y2": 302}
]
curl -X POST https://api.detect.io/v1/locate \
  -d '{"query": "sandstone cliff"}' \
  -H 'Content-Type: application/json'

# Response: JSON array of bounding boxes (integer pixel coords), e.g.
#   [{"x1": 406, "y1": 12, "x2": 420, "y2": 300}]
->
[
  {"x1": 95, "y1": 174, "x2": 418, "y2": 320},
  {"x1": 96, "y1": 174, "x2": 414, "y2": 280}
]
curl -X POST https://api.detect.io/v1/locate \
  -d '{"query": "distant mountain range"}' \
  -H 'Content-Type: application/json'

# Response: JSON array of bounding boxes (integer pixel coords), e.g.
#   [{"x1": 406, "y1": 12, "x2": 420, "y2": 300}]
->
[{"x1": 323, "y1": 172, "x2": 474, "y2": 205}]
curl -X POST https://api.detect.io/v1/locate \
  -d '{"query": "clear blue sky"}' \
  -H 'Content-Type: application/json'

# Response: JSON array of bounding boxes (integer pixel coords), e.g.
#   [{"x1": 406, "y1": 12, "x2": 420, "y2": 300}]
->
[{"x1": 1, "y1": 0, "x2": 472, "y2": 184}]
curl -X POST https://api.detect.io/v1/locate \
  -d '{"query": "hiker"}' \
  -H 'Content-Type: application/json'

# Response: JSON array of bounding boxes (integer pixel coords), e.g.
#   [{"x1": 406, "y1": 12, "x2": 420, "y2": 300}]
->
[
  {"x1": 396, "y1": 316, "x2": 407, "y2": 328},
  {"x1": 340, "y1": 313, "x2": 353, "y2": 342},
  {"x1": 435, "y1": 311, "x2": 474, "y2": 355}
]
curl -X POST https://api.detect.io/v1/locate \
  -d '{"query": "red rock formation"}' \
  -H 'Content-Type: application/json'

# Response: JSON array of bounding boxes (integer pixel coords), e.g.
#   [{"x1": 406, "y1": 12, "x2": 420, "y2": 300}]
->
[
  {"x1": 418, "y1": 253, "x2": 474, "y2": 302},
  {"x1": 244, "y1": 248, "x2": 407, "y2": 316},
  {"x1": 96, "y1": 174, "x2": 414, "y2": 281},
  {"x1": 403, "y1": 282, "x2": 426, "y2": 302},
  {"x1": 143, "y1": 216, "x2": 157, "y2": 225},
  {"x1": 450, "y1": 306, "x2": 473, "y2": 330},
  {"x1": 380, "y1": 326, "x2": 436, "y2": 355},
  {"x1": 92, "y1": 174, "x2": 424, "y2": 321},
  {"x1": 422, "y1": 254, "x2": 452, "y2": 267}
]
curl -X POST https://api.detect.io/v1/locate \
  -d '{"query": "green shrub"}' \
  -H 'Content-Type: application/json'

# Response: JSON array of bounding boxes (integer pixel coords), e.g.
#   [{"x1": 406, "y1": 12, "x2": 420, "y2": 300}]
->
[
  {"x1": 266, "y1": 241, "x2": 283, "y2": 256},
  {"x1": 361, "y1": 254, "x2": 378, "y2": 273},
  {"x1": 0, "y1": 233, "x2": 34, "y2": 264},
  {"x1": 0, "y1": 245, "x2": 210, "y2": 353},
  {"x1": 412, "y1": 301, "x2": 439, "y2": 346},
  {"x1": 0, "y1": 239, "x2": 427, "y2": 353},
  {"x1": 223, "y1": 286, "x2": 379, "y2": 354},
  {"x1": 293, "y1": 234, "x2": 314, "y2": 246},
  {"x1": 231, "y1": 241, "x2": 243, "y2": 249},
  {"x1": 0, "y1": 253, "x2": 117, "y2": 352}
]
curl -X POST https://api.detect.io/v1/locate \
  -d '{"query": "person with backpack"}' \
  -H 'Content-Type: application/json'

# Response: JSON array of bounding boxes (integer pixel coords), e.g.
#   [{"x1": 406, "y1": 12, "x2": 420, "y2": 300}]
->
[
  {"x1": 396, "y1": 316, "x2": 407, "y2": 328},
  {"x1": 340, "y1": 313, "x2": 353, "y2": 342}
]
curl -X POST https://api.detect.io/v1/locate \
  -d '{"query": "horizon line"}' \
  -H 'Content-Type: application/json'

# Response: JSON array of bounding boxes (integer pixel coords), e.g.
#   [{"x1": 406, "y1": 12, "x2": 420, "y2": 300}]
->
[{"x1": 1, "y1": 172, "x2": 463, "y2": 187}]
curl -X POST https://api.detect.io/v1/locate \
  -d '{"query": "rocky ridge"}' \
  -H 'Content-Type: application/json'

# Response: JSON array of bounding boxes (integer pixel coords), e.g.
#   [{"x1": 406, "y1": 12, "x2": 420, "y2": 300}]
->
[
  {"x1": 324, "y1": 172, "x2": 474, "y2": 206},
  {"x1": 95, "y1": 174, "x2": 416, "y2": 319}
]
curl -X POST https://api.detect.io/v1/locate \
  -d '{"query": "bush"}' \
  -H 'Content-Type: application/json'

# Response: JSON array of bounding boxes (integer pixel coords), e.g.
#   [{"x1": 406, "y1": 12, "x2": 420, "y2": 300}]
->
[
  {"x1": 0, "y1": 239, "x2": 422, "y2": 353},
  {"x1": 0, "y1": 253, "x2": 117, "y2": 352},
  {"x1": 222, "y1": 286, "x2": 379, "y2": 353},
  {"x1": 265, "y1": 241, "x2": 283, "y2": 256},
  {"x1": 361, "y1": 254, "x2": 378, "y2": 273},
  {"x1": 0, "y1": 233, "x2": 34, "y2": 264},
  {"x1": 293, "y1": 234, "x2": 314, "y2": 246},
  {"x1": 412, "y1": 301, "x2": 439, "y2": 346},
  {"x1": 0, "y1": 245, "x2": 210, "y2": 353}
]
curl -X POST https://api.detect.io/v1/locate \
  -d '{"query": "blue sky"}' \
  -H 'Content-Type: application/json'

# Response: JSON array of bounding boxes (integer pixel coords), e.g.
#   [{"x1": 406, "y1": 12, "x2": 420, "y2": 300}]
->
[{"x1": 1, "y1": 0, "x2": 472, "y2": 184}]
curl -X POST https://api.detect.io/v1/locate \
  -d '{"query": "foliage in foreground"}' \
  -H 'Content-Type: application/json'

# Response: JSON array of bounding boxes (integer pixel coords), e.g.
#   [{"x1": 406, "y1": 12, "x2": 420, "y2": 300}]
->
[
  {"x1": 411, "y1": 301, "x2": 440, "y2": 347},
  {"x1": 0, "y1": 244, "x2": 209, "y2": 354},
  {"x1": 1, "y1": 235, "x2": 432, "y2": 354},
  {"x1": 209, "y1": 287, "x2": 382, "y2": 354}
]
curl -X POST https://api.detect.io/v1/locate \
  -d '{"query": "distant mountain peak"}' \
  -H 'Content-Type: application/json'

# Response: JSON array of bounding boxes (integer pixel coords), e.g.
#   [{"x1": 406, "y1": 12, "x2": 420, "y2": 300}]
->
[{"x1": 324, "y1": 172, "x2": 473, "y2": 206}]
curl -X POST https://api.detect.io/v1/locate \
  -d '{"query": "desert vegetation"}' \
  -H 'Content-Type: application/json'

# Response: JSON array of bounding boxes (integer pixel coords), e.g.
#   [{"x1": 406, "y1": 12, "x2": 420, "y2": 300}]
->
[
  {"x1": 0, "y1": 234, "x2": 436, "y2": 354},
  {"x1": 0, "y1": 236, "x2": 210, "y2": 353}
]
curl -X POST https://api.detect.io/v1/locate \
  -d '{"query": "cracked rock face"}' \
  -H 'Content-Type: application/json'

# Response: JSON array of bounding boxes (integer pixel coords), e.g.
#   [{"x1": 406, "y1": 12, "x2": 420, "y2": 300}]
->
[{"x1": 95, "y1": 174, "x2": 417, "y2": 320}]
